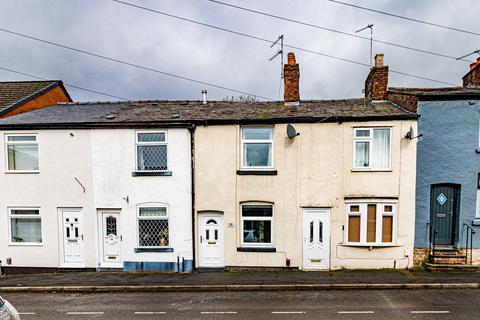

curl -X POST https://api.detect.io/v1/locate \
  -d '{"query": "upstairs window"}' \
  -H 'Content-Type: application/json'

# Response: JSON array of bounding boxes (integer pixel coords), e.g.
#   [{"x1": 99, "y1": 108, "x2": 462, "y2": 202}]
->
[
  {"x1": 241, "y1": 127, "x2": 273, "y2": 169},
  {"x1": 353, "y1": 128, "x2": 391, "y2": 170},
  {"x1": 241, "y1": 204, "x2": 273, "y2": 247},
  {"x1": 9, "y1": 208, "x2": 42, "y2": 244},
  {"x1": 346, "y1": 202, "x2": 395, "y2": 245},
  {"x1": 6, "y1": 134, "x2": 39, "y2": 172},
  {"x1": 136, "y1": 131, "x2": 167, "y2": 171}
]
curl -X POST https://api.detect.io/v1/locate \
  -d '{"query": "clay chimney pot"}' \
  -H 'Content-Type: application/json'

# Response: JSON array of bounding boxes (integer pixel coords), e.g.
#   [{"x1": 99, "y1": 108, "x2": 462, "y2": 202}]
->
[{"x1": 287, "y1": 52, "x2": 296, "y2": 65}]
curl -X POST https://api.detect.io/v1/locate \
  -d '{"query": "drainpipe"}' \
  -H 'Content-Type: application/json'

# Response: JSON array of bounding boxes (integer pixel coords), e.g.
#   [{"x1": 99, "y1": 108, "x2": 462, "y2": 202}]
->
[{"x1": 188, "y1": 124, "x2": 197, "y2": 271}]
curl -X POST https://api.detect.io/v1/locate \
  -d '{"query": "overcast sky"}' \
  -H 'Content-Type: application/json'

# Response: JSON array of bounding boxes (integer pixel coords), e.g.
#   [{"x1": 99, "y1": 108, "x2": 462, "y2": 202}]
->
[{"x1": 0, "y1": 0, "x2": 478, "y2": 102}]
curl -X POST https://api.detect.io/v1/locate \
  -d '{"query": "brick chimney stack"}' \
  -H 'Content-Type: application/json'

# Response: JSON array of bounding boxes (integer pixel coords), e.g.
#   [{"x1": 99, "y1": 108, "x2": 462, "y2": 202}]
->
[
  {"x1": 463, "y1": 57, "x2": 480, "y2": 88},
  {"x1": 365, "y1": 53, "x2": 389, "y2": 101},
  {"x1": 284, "y1": 52, "x2": 300, "y2": 105}
]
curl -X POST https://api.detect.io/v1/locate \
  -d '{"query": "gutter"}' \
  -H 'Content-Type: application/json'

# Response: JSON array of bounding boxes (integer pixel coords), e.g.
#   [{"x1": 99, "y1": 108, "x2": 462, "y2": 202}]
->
[
  {"x1": 188, "y1": 124, "x2": 196, "y2": 271},
  {"x1": 0, "y1": 114, "x2": 419, "y2": 130}
]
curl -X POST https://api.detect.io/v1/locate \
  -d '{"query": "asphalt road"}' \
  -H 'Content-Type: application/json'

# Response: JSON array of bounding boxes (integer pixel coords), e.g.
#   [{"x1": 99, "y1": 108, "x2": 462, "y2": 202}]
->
[{"x1": 3, "y1": 289, "x2": 480, "y2": 319}]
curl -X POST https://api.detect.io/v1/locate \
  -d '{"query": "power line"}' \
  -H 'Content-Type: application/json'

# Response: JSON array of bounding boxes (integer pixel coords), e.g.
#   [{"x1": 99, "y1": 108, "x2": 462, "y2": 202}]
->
[
  {"x1": 111, "y1": 0, "x2": 457, "y2": 86},
  {"x1": 0, "y1": 29, "x2": 273, "y2": 101},
  {"x1": 327, "y1": 0, "x2": 480, "y2": 37},
  {"x1": 0, "y1": 66, "x2": 129, "y2": 100},
  {"x1": 205, "y1": 0, "x2": 470, "y2": 62}
]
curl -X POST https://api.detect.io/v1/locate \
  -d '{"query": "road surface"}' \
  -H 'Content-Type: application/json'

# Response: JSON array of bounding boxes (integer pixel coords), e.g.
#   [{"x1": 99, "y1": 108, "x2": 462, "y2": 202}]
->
[{"x1": 3, "y1": 289, "x2": 479, "y2": 319}]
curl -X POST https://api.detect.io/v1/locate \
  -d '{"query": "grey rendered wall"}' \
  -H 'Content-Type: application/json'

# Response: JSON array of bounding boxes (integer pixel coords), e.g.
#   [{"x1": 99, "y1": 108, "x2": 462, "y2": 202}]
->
[{"x1": 415, "y1": 99, "x2": 480, "y2": 248}]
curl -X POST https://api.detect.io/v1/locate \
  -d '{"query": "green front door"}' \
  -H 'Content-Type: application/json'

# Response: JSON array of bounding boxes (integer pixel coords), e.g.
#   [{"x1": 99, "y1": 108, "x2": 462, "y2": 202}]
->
[{"x1": 430, "y1": 184, "x2": 459, "y2": 245}]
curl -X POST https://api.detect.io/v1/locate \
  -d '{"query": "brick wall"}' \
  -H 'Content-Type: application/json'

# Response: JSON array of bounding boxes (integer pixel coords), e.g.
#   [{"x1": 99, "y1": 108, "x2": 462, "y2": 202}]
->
[
  {"x1": 284, "y1": 53, "x2": 300, "y2": 103},
  {"x1": 0, "y1": 85, "x2": 70, "y2": 118},
  {"x1": 387, "y1": 92, "x2": 419, "y2": 112},
  {"x1": 463, "y1": 60, "x2": 480, "y2": 88},
  {"x1": 365, "y1": 66, "x2": 388, "y2": 100}
]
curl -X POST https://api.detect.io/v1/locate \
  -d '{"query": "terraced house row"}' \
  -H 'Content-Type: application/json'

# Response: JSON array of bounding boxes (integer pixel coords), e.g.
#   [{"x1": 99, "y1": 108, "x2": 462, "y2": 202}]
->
[{"x1": 0, "y1": 53, "x2": 479, "y2": 273}]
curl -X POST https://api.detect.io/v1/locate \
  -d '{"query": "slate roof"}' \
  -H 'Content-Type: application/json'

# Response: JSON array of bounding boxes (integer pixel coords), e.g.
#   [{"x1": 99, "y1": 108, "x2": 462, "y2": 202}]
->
[
  {"x1": 388, "y1": 87, "x2": 480, "y2": 99},
  {"x1": 0, "y1": 80, "x2": 71, "y2": 115},
  {"x1": 0, "y1": 99, "x2": 417, "y2": 129}
]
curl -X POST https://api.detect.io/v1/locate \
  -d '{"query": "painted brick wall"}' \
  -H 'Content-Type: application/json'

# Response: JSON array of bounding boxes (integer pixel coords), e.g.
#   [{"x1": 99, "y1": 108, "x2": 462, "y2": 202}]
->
[
  {"x1": 0, "y1": 86, "x2": 70, "y2": 118},
  {"x1": 415, "y1": 99, "x2": 480, "y2": 248}
]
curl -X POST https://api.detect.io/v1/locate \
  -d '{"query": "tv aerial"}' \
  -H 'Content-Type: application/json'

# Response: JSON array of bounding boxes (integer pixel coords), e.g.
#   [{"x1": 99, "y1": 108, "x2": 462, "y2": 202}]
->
[
  {"x1": 269, "y1": 35, "x2": 284, "y2": 78},
  {"x1": 456, "y1": 49, "x2": 480, "y2": 60},
  {"x1": 356, "y1": 24, "x2": 374, "y2": 66}
]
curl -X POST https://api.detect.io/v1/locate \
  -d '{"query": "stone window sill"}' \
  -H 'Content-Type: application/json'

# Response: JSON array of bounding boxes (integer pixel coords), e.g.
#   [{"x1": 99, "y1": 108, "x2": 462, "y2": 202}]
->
[
  {"x1": 236, "y1": 170, "x2": 278, "y2": 176},
  {"x1": 132, "y1": 171, "x2": 172, "y2": 177},
  {"x1": 134, "y1": 247, "x2": 174, "y2": 253},
  {"x1": 237, "y1": 247, "x2": 276, "y2": 252}
]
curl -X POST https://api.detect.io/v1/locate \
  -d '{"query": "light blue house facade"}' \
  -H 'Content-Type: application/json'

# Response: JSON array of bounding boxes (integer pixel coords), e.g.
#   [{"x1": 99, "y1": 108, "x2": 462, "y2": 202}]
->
[{"x1": 389, "y1": 86, "x2": 480, "y2": 264}]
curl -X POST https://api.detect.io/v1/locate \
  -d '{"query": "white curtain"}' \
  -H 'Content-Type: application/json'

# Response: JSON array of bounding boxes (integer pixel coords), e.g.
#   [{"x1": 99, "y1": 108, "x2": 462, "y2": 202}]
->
[{"x1": 372, "y1": 129, "x2": 390, "y2": 168}]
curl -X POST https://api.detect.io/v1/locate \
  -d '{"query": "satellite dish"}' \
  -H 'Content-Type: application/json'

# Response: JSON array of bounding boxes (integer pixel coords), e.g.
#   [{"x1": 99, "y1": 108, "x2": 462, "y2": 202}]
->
[
  {"x1": 287, "y1": 123, "x2": 300, "y2": 139},
  {"x1": 405, "y1": 126, "x2": 415, "y2": 139}
]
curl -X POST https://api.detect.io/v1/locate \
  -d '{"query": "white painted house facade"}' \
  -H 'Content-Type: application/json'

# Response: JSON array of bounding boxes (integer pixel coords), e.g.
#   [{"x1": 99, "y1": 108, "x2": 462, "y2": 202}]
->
[{"x1": 0, "y1": 103, "x2": 193, "y2": 272}]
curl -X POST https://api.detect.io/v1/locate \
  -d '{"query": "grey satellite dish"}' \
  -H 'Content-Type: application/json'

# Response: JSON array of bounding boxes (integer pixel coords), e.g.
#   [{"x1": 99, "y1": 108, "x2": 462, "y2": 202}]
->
[
  {"x1": 287, "y1": 123, "x2": 300, "y2": 139},
  {"x1": 405, "y1": 125, "x2": 422, "y2": 140}
]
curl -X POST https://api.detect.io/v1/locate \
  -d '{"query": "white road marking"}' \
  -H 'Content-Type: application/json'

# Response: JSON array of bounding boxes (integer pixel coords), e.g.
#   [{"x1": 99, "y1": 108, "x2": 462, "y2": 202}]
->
[
  {"x1": 411, "y1": 311, "x2": 450, "y2": 314},
  {"x1": 18, "y1": 313, "x2": 36, "y2": 315},
  {"x1": 200, "y1": 311, "x2": 238, "y2": 314},
  {"x1": 66, "y1": 311, "x2": 105, "y2": 315},
  {"x1": 271, "y1": 311, "x2": 306, "y2": 314},
  {"x1": 134, "y1": 311, "x2": 167, "y2": 314},
  {"x1": 338, "y1": 311, "x2": 375, "y2": 314}
]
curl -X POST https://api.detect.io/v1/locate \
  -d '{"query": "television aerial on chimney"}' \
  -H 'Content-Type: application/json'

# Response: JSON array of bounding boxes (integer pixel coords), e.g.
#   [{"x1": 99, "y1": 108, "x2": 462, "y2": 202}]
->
[
  {"x1": 355, "y1": 24, "x2": 374, "y2": 67},
  {"x1": 456, "y1": 49, "x2": 480, "y2": 60},
  {"x1": 269, "y1": 35, "x2": 284, "y2": 78}
]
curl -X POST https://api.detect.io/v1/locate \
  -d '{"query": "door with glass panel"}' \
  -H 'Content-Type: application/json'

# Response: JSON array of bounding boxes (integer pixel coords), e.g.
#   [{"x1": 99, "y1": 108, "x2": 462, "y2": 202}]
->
[
  {"x1": 60, "y1": 209, "x2": 84, "y2": 266},
  {"x1": 101, "y1": 211, "x2": 122, "y2": 266},
  {"x1": 303, "y1": 209, "x2": 330, "y2": 270},
  {"x1": 199, "y1": 213, "x2": 224, "y2": 268}
]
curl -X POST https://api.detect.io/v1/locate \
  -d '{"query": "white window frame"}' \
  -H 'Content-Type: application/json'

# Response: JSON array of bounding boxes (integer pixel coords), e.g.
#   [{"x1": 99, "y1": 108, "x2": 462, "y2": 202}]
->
[
  {"x1": 135, "y1": 130, "x2": 168, "y2": 172},
  {"x1": 136, "y1": 204, "x2": 169, "y2": 248},
  {"x1": 352, "y1": 127, "x2": 392, "y2": 171},
  {"x1": 240, "y1": 126, "x2": 274, "y2": 170},
  {"x1": 8, "y1": 207, "x2": 42, "y2": 246},
  {"x1": 5, "y1": 133, "x2": 39, "y2": 173},
  {"x1": 344, "y1": 200, "x2": 396, "y2": 246},
  {"x1": 240, "y1": 202, "x2": 274, "y2": 247}
]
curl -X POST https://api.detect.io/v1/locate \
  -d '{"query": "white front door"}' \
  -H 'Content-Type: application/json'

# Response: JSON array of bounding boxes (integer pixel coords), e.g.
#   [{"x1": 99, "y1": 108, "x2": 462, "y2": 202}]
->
[
  {"x1": 303, "y1": 208, "x2": 330, "y2": 270},
  {"x1": 101, "y1": 211, "x2": 122, "y2": 266},
  {"x1": 199, "y1": 214, "x2": 224, "y2": 268},
  {"x1": 60, "y1": 209, "x2": 84, "y2": 266}
]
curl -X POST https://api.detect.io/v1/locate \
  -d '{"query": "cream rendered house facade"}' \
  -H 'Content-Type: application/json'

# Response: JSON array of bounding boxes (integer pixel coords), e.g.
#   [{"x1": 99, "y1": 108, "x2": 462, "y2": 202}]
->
[{"x1": 194, "y1": 53, "x2": 418, "y2": 270}]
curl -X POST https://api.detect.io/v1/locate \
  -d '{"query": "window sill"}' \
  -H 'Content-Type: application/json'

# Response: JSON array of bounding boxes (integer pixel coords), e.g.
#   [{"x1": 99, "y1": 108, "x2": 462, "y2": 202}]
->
[
  {"x1": 340, "y1": 243, "x2": 397, "y2": 248},
  {"x1": 472, "y1": 219, "x2": 480, "y2": 226},
  {"x1": 237, "y1": 247, "x2": 276, "y2": 252},
  {"x1": 8, "y1": 243, "x2": 43, "y2": 247},
  {"x1": 134, "y1": 247, "x2": 174, "y2": 253},
  {"x1": 351, "y1": 169, "x2": 392, "y2": 172},
  {"x1": 5, "y1": 171, "x2": 40, "y2": 174},
  {"x1": 132, "y1": 171, "x2": 172, "y2": 177},
  {"x1": 237, "y1": 170, "x2": 278, "y2": 176}
]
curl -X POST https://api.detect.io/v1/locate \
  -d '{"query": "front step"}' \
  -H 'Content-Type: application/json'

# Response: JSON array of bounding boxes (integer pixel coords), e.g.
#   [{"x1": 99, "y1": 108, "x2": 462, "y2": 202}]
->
[
  {"x1": 425, "y1": 263, "x2": 480, "y2": 272},
  {"x1": 429, "y1": 247, "x2": 468, "y2": 265}
]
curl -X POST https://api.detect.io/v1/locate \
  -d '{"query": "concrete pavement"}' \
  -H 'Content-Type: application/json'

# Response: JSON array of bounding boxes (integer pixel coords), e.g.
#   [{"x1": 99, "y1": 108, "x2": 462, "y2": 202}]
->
[{"x1": 3, "y1": 289, "x2": 480, "y2": 319}]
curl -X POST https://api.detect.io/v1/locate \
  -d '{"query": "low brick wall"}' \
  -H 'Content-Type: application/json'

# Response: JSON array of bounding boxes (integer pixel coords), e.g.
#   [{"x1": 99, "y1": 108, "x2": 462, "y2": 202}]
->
[{"x1": 414, "y1": 248, "x2": 480, "y2": 266}]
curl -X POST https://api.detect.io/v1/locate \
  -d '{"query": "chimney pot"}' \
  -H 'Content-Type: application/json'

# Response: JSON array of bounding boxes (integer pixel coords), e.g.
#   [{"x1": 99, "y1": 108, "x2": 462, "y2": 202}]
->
[
  {"x1": 201, "y1": 90, "x2": 207, "y2": 104},
  {"x1": 470, "y1": 62, "x2": 477, "y2": 70},
  {"x1": 284, "y1": 52, "x2": 300, "y2": 105},
  {"x1": 287, "y1": 52, "x2": 296, "y2": 65},
  {"x1": 374, "y1": 53, "x2": 384, "y2": 68}
]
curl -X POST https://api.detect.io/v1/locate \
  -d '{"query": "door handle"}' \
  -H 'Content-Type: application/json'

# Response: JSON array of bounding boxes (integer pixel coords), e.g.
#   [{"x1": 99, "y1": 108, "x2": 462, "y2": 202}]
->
[
  {"x1": 81, "y1": 234, "x2": 84, "y2": 241},
  {"x1": 200, "y1": 235, "x2": 203, "y2": 243}
]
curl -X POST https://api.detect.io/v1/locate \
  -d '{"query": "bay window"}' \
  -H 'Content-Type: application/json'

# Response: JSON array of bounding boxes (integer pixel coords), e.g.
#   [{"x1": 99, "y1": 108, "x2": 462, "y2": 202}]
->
[
  {"x1": 241, "y1": 204, "x2": 273, "y2": 247},
  {"x1": 353, "y1": 128, "x2": 391, "y2": 170},
  {"x1": 346, "y1": 202, "x2": 395, "y2": 245}
]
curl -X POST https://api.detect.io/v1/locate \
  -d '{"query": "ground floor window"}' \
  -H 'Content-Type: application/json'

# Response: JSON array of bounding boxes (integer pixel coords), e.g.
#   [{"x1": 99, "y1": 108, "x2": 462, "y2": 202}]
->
[
  {"x1": 241, "y1": 203, "x2": 273, "y2": 246},
  {"x1": 137, "y1": 206, "x2": 169, "y2": 247},
  {"x1": 9, "y1": 208, "x2": 42, "y2": 243},
  {"x1": 346, "y1": 202, "x2": 395, "y2": 245}
]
